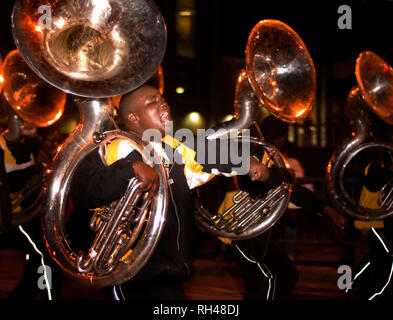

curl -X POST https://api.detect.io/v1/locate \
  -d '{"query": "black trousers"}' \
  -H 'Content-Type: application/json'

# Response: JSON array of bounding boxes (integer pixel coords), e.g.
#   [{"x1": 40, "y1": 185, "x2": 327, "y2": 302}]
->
[
  {"x1": 350, "y1": 227, "x2": 393, "y2": 301},
  {"x1": 6, "y1": 218, "x2": 62, "y2": 300},
  {"x1": 230, "y1": 231, "x2": 298, "y2": 300},
  {"x1": 103, "y1": 277, "x2": 186, "y2": 300}
]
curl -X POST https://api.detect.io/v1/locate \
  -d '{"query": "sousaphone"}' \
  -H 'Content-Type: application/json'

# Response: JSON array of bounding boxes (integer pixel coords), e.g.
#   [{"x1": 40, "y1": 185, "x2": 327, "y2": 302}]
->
[
  {"x1": 1, "y1": 49, "x2": 66, "y2": 227},
  {"x1": 194, "y1": 20, "x2": 316, "y2": 240},
  {"x1": 12, "y1": 0, "x2": 168, "y2": 287},
  {"x1": 327, "y1": 51, "x2": 393, "y2": 221}
]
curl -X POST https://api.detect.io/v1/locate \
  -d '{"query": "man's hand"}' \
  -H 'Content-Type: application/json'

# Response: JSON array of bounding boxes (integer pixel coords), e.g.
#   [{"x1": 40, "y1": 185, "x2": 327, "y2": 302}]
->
[
  {"x1": 132, "y1": 161, "x2": 159, "y2": 201},
  {"x1": 20, "y1": 122, "x2": 37, "y2": 137},
  {"x1": 248, "y1": 157, "x2": 269, "y2": 182},
  {"x1": 323, "y1": 205, "x2": 347, "y2": 231}
]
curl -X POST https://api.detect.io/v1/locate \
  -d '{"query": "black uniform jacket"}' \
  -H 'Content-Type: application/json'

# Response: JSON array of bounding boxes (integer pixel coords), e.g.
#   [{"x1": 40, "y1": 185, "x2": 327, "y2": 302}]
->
[{"x1": 70, "y1": 135, "x2": 293, "y2": 282}]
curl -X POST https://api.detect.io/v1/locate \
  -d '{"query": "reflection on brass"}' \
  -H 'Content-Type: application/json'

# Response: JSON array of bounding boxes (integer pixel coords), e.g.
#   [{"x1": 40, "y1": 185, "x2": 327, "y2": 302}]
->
[
  {"x1": 12, "y1": 0, "x2": 167, "y2": 97},
  {"x1": 246, "y1": 20, "x2": 316, "y2": 123},
  {"x1": 2, "y1": 49, "x2": 66, "y2": 127},
  {"x1": 356, "y1": 51, "x2": 393, "y2": 125},
  {"x1": 207, "y1": 19, "x2": 316, "y2": 140}
]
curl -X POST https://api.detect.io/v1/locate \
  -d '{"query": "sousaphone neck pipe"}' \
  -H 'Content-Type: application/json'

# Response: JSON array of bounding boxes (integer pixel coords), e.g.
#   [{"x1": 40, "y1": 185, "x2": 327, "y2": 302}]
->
[
  {"x1": 207, "y1": 70, "x2": 261, "y2": 140},
  {"x1": 44, "y1": 98, "x2": 113, "y2": 267}
]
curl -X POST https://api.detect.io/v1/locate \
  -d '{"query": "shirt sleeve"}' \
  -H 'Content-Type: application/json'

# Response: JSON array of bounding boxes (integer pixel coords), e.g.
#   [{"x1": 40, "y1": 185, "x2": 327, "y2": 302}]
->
[
  {"x1": 163, "y1": 135, "x2": 292, "y2": 190},
  {"x1": 163, "y1": 135, "x2": 249, "y2": 190},
  {"x1": 4, "y1": 136, "x2": 40, "y2": 164},
  {"x1": 290, "y1": 184, "x2": 325, "y2": 215},
  {"x1": 70, "y1": 149, "x2": 143, "y2": 208}
]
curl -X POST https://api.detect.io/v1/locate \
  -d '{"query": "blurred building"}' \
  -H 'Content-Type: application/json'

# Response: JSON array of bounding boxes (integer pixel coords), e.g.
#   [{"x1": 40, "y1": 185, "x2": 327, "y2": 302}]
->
[{"x1": 1, "y1": 0, "x2": 393, "y2": 176}]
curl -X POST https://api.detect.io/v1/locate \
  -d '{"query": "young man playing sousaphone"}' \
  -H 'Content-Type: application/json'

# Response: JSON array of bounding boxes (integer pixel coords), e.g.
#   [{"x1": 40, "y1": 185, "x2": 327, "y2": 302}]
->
[{"x1": 71, "y1": 84, "x2": 293, "y2": 300}]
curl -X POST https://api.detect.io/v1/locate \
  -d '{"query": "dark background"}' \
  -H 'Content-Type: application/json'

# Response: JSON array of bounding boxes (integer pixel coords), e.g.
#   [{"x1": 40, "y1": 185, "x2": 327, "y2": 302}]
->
[{"x1": 1, "y1": 0, "x2": 393, "y2": 178}]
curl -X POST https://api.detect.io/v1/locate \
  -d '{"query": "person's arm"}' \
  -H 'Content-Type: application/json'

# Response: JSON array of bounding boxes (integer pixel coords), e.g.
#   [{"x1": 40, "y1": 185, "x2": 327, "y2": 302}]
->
[
  {"x1": 263, "y1": 166, "x2": 293, "y2": 188},
  {"x1": 164, "y1": 135, "x2": 292, "y2": 189},
  {"x1": 290, "y1": 184, "x2": 325, "y2": 214},
  {"x1": 291, "y1": 185, "x2": 346, "y2": 229},
  {"x1": 70, "y1": 149, "x2": 144, "y2": 208}
]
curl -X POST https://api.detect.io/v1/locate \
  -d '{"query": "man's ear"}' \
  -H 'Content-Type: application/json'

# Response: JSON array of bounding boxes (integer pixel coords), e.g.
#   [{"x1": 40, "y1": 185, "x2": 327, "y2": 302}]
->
[{"x1": 128, "y1": 112, "x2": 138, "y2": 123}]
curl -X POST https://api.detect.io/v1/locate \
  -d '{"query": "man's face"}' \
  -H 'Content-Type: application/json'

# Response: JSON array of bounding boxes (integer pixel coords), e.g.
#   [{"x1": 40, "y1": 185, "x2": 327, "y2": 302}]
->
[{"x1": 128, "y1": 86, "x2": 171, "y2": 136}]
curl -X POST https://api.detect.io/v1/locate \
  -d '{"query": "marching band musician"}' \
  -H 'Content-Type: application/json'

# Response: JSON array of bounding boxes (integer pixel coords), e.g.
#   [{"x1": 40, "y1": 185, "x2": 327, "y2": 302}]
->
[
  {"x1": 217, "y1": 115, "x2": 346, "y2": 300},
  {"x1": 0, "y1": 111, "x2": 43, "y2": 299},
  {"x1": 0, "y1": 111, "x2": 40, "y2": 233},
  {"x1": 0, "y1": 113, "x2": 40, "y2": 196},
  {"x1": 345, "y1": 119, "x2": 393, "y2": 301},
  {"x1": 0, "y1": 106, "x2": 62, "y2": 300},
  {"x1": 70, "y1": 84, "x2": 293, "y2": 300}
]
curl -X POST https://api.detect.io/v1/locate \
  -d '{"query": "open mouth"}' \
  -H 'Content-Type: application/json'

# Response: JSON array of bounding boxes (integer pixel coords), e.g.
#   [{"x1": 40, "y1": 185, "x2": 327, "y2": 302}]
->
[{"x1": 160, "y1": 107, "x2": 171, "y2": 123}]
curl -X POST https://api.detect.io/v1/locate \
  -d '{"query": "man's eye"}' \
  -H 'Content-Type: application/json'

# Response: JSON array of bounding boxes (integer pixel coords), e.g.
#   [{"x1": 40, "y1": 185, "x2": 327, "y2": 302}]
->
[{"x1": 146, "y1": 98, "x2": 159, "y2": 106}]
